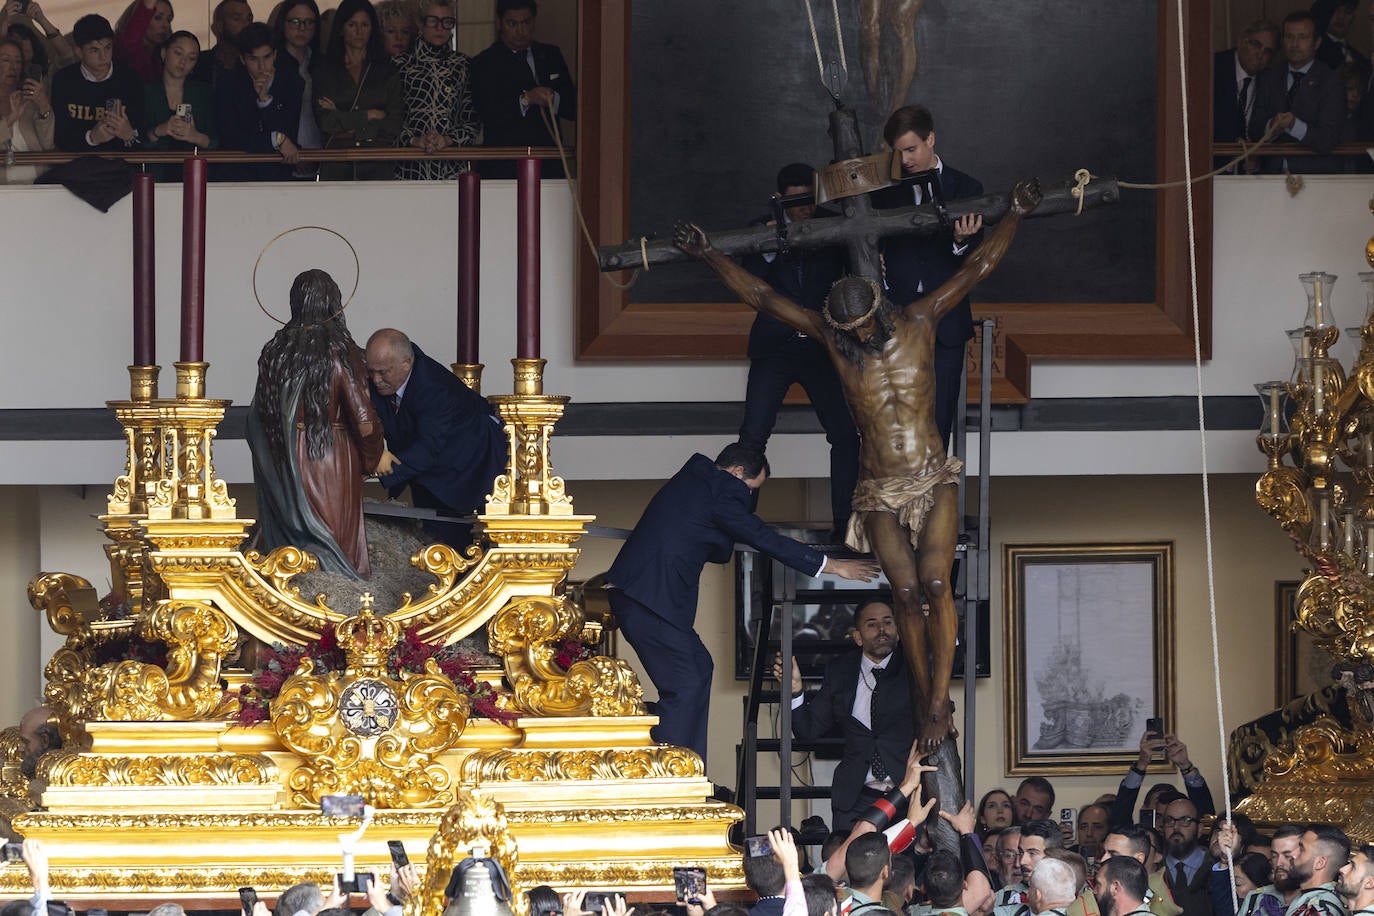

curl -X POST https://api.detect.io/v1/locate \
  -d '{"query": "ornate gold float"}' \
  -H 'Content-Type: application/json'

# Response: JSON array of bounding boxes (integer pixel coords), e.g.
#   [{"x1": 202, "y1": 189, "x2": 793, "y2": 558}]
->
[
  {"x1": 3, "y1": 359, "x2": 743, "y2": 905},
  {"x1": 1246, "y1": 215, "x2": 1374, "y2": 840}
]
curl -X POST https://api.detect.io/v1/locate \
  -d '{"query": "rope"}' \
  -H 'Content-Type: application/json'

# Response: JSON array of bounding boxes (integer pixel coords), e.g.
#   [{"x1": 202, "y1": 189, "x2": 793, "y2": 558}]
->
[
  {"x1": 829, "y1": 0, "x2": 847, "y2": 75},
  {"x1": 538, "y1": 106, "x2": 645, "y2": 289},
  {"x1": 1169, "y1": 0, "x2": 1237, "y2": 907},
  {"x1": 803, "y1": 0, "x2": 826, "y2": 83},
  {"x1": 1066, "y1": 124, "x2": 1283, "y2": 205}
]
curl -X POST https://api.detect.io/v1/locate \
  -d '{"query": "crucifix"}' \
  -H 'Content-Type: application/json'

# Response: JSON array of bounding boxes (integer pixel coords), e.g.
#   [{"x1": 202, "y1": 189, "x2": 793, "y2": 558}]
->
[{"x1": 597, "y1": 105, "x2": 1117, "y2": 850}]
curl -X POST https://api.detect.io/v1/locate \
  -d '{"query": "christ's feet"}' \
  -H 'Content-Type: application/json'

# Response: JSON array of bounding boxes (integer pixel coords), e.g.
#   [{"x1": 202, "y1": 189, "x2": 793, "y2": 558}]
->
[{"x1": 919, "y1": 698, "x2": 957, "y2": 752}]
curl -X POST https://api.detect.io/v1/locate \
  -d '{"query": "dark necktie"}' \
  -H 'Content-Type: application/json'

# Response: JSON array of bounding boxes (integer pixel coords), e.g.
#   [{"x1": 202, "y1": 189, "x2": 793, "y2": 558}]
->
[
  {"x1": 1288, "y1": 70, "x2": 1305, "y2": 106},
  {"x1": 389, "y1": 393, "x2": 401, "y2": 412},
  {"x1": 1173, "y1": 862, "x2": 1188, "y2": 891},
  {"x1": 1237, "y1": 75, "x2": 1252, "y2": 124},
  {"x1": 869, "y1": 666, "x2": 889, "y2": 781}
]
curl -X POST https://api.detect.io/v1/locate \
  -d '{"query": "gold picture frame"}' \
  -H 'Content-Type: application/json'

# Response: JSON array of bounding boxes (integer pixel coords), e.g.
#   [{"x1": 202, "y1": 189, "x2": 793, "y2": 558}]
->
[
  {"x1": 1004, "y1": 543, "x2": 1175, "y2": 775},
  {"x1": 1274, "y1": 580, "x2": 1338, "y2": 704}
]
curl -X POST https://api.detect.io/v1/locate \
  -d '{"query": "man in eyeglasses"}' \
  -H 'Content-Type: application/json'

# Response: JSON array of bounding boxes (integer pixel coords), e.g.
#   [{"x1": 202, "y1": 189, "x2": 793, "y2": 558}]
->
[
  {"x1": 394, "y1": 0, "x2": 478, "y2": 180},
  {"x1": 1213, "y1": 20, "x2": 1278, "y2": 144},
  {"x1": 1160, "y1": 798, "x2": 1213, "y2": 916}
]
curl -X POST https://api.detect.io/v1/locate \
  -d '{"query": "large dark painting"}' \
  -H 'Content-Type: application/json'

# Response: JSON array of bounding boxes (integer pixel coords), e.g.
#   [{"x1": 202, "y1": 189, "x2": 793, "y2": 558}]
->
[{"x1": 626, "y1": 0, "x2": 1158, "y2": 307}]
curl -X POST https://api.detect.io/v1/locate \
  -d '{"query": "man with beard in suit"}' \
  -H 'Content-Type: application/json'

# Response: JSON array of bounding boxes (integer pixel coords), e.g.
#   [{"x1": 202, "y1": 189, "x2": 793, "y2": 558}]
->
[
  {"x1": 470, "y1": 0, "x2": 575, "y2": 178},
  {"x1": 778, "y1": 598, "x2": 915, "y2": 832},
  {"x1": 364, "y1": 328, "x2": 507, "y2": 548},
  {"x1": 871, "y1": 104, "x2": 984, "y2": 448}
]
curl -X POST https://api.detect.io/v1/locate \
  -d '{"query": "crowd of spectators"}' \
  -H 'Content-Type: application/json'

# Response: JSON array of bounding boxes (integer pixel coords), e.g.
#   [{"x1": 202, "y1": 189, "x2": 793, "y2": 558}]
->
[
  {"x1": 1215, "y1": 0, "x2": 1374, "y2": 172},
  {"x1": 0, "y1": 0, "x2": 573, "y2": 183}
]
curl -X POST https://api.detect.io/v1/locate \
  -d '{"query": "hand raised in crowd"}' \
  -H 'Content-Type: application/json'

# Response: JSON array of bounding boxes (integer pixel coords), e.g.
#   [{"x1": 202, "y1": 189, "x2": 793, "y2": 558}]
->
[
  {"x1": 1210, "y1": 820, "x2": 1240, "y2": 861},
  {"x1": 5, "y1": 89, "x2": 27, "y2": 125},
  {"x1": 771, "y1": 653, "x2": 803, "y2": 697},
  {"x1": 250, "y1": 902, "x2": 270, "y2": 916},
  {"x1": 768, "y1": 827, "x2": 802, "y2": 882},
  {"x1": 1163, "y1": 734, "x2": 1192, "y2": 771},
  {"x1": 939, "y1": 799, "x2": 978, "y2": 836},
  {"x1": 279, "y1": 136, "x2": 300, "y2": 165},
  {"x1": 21, "y1": 79, "x2": 49, "y2": 116},
  {"x1": 683, "y1": 888, "x2": 716, "y2": 916},
  {"x1": 165, "y1": 113, "x2": 195, "y2": 142},
  {"x1": 826, "y1": 557, "x2": 882, "y2": 582},
  {"x1": 323, "y1": 877, "x2": 348, "y2": 910},
  {"x1": 101, "y1": 104, "x2": 135, "y2": 141},
  {"x1": 365, "y1": 863, "x2": 417, "y2": 913},
  {"x1": 898, "y1": 740, "x2": 938, "y2": 798},
  {"x1": 1136, "y1": 728, "x2": 1165, "y2": 769},
  {"x1": 952, "y1": 213, "x2": 982, "y2": 245},
  {"x1": 252, "y1": 73, "x2": 272, "y2": 102},
  {"x1": 21, "y1": 838, "x2": 47, "y2": 900},
  {"x1": 2, "y1": 0, "x2": 23, "y2": 19},
  {"x1": 318, "y1": 95, "x2": 337, "y2": 111}
]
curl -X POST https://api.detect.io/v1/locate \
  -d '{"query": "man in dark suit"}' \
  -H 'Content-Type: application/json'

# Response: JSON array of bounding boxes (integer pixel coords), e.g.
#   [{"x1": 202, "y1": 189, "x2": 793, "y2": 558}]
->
[
  {"x1": 606, "y1": 443, "x2": 878, "y2": 762},
  {"x1": 1313, "y1": 0, "x2": 1369, "y2": 83},
  {"x1": 470, "y1": 0, "x2": 576, "y2": 178},
  {"x1": 777, "y1": 598, "x2": 915, "y2": 832},
  {"x1": 364, "y1": 328, "x2": 507, "y2": 548},
  {"x1": 1160, "y1": 797, "x2": 1216, "y2": 916},
  {"x1": 213, "y1": 23, "x2": 302, "y2": 181},
  {"x1": 740, "y1": 162, "x2": 859, "y2": 539},
  {"x1": 871, "y1": 105, "x2": 984, "y2": 447},
  {"x1": 1249, "y1": 10, "x2": 1347, "y2": 173},
  {"x1": 1213, "y1": 20, "x2": 1278, "y2": 144}
]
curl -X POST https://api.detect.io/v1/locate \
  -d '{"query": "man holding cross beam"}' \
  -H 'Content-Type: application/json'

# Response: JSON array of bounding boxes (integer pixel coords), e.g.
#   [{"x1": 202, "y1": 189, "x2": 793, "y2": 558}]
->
[{"x1": 674, "y1": 176, "x2": 1041, "y2": 752}]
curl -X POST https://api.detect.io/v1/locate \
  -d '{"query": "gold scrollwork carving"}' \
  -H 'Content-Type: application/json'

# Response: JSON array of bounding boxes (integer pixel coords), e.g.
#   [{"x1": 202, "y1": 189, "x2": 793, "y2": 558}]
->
[
  {"x1": 43, "y1": 751, "x2": 277, "y2": 787},
  {"x1": 459, "y1": 747, "x2": 702, "y2": 782},
  {"x1": 243, "y1": 546, "x2": 319, "y2": 597},
  {"x1": 84, "y1": 600, "x2": 237, "y2": 721},
  {"x1": 1256, "y1": 466, "x2": 1312, "y2": 535},
  {"x1": 409, "y1": 545, "x2": 482, "y2": 601},
  {"x1": 1237, "y1": 719, "x2": 1374, "y2": 843},
  {"x1": 409, "y1": 787, "x2": 521, "y2": 916},
  {"x1": 488, "y1": 597, "x2": 645, "y2": 717}
]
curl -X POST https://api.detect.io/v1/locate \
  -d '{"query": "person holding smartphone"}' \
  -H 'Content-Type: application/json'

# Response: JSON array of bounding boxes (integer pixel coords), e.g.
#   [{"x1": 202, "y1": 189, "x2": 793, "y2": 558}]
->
[
  {"x1": 1106, "y1": 727, "x2": 1216, "y2": 830},
  {"x1": 50, "y1": 14, "x2": 145, "y2": 151},
  {"x1": 0, "y1": 35, "x2": 53, "y2": 183},
  {"x1": 144, "y1": 30, "x2": 215, "y2": 177}
]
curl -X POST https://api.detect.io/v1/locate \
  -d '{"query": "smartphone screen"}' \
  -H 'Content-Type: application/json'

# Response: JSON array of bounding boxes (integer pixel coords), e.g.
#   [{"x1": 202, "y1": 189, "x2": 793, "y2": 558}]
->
[
  {"x1": 673, "y1": 867, "x2": 706, "y2": 903},
  {"x1": 238, "y1": 886, "x2": 258, "y2": 916},
  {"x1": 744, "y1": 835, "x2": 772, "y2": 857},
  {"x1": 387, "y1": 840, "x2": 410, "y2": 869},
  {"x1": 320, "y1": 794, "x2": 366, "y2": 817}
]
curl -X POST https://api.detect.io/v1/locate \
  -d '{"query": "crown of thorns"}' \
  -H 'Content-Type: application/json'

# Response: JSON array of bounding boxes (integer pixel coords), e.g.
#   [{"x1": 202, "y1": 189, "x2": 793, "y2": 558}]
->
[{"x1": 824, "y1": 275, "x2": 884, "y2": 331}]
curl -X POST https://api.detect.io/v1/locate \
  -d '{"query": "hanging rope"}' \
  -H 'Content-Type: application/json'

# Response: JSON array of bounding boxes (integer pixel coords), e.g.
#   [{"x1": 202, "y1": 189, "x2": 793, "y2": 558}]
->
[
  {"x1": 1168, "y1": 0, "x2": 1238, "y2": 907},
  {"x1": 802, "y1": 0, "x2": 847, "y2": 93},
  {"x1": 538, "y1": 106, "x2": 646, "y2": 289}
]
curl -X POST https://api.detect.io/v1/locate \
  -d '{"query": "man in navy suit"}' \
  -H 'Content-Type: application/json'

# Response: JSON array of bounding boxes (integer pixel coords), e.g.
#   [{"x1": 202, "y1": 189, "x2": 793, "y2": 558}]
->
[
  {"x1": 1249, "y1": 11, "x2": 1347, "y2": 172},
  {"x1": 470, "y1": 0, "x2": 576, "y2": 178},
  {"x1": 777, "y1": 598, "x2": 915, "y2": 831},
  {"x1": 606, "y1": 443, "x2": 878, "y2": 762},
  {"x1": 740, "y1": 162, "x2": 859, "y2": 539},
  {"x1": 364, "y1": 328, "x2": 507, "y2": 547},
  {"x1": 1213, "y1": 21, "x2": 1278, "y2": 144},
  {"x1": 213, "y1": 23, "x2": 303, "y2": 181},
  {"x1": 872, "y1": 105, "x2": 985, "y2": 447}
]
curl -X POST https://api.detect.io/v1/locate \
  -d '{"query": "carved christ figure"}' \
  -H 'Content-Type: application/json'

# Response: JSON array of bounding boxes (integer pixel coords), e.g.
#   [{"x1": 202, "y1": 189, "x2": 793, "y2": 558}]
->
[
  {"x1": 861, "y1": 0, "x2": 926, "y2": 118},
  {"x1": 676, "y1": 179, "x2": 1041, "y2": 750}
]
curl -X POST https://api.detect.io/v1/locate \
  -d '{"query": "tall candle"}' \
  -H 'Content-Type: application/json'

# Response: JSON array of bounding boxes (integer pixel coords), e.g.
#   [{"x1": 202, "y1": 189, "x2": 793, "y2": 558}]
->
[
  {"x1": 458, "y1": 171, "x2": 481, "y2": 365},
  {"x1": 516, "y1": 156, "x2": 541, "y2": 360},
  {"x1": 1268, "y1": 384, "x2": 1281, "y2": 434},
  {"x1": 132, "y1": 173, "x2": 155, "y2": 366},
  {"x1": 179, "y1": 157, "x2": 207, "y2": 363}
]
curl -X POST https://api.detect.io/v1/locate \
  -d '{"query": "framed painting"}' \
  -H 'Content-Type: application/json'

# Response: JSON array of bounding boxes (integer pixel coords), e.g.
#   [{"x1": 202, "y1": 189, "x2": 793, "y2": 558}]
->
[
  {"x1": 1274, "y1": 580, "x2": 1338, "y2": 704},
  {"x1": 1004, "y1": 543, "x2": 1175, "y2": 774}
]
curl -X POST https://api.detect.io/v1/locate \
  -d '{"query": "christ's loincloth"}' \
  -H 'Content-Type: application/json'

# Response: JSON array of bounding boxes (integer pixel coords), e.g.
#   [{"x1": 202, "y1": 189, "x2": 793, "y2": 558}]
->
[{"x1": 844, "y1": 457, "x2": 963, "y2": 552}]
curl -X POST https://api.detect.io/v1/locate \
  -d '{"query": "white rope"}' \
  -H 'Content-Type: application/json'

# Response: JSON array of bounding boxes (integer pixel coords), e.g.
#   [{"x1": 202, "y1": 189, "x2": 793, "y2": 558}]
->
[
  {"x1": 829, "y1": 0, "x2": 847, "y2": 74},
  {"x1": 1171, "y1": 0, "x2": 1238, "y2": 906},
  {"x1": 802, "y1": 0, "x2": 826, "y2": 83}
]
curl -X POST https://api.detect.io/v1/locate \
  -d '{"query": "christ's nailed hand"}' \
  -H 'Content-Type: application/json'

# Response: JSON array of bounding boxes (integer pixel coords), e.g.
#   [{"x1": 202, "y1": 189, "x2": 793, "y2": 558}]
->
[{"x1": 673, "y1": 222, "x2": 711, "y2": 258}]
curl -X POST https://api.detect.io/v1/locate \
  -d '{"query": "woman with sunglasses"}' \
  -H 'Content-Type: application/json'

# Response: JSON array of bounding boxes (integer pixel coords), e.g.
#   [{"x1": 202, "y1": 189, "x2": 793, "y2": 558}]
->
[{"x1": 393, "y1": 0, "x2": 476, "y2": 179}]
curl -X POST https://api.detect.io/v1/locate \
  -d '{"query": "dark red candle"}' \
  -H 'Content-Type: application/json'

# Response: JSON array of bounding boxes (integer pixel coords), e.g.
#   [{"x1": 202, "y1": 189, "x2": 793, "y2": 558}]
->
[
  {"x1": 132, "y1": 173, "x2": 155, "y2": 367},
  {"x1": 179, "y1": 157, "x2": 207, "y2": 363},
  {"x1": 458, "y1": 171, "x2": 481, "y2": 365},
  {"x1": 516, "y1": 156, "x2": 540, "y2": 360}
]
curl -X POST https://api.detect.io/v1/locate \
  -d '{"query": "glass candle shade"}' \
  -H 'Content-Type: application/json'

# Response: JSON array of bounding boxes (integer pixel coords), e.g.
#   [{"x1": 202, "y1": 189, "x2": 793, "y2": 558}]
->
[{"x1": 1301, "y1": 271, "x2": 1338, "y2": 331}]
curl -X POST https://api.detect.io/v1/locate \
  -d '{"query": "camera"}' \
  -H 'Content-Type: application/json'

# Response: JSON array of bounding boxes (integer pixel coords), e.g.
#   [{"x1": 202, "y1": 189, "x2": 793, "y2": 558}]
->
[
  {"x1": 583, "y1": 893, "x2": 611, "y2": 913},
  {"x1": 2, "y1": 843, "x2": 22, "y2": 865},
  {"x1": 321, "y1": 794, "x2": 366, "y2": 818},
  {"x1": 103, "y1": 98, "x2": 120, "y2": 119},
  {"x1": 672, "y1": 867, "x2": 706, "y2": 904},
  {"x1": 744, "y1": 835, "x2": 772, "y2": 858},
  {"x1": 337, "y1": 872, "x2": 374, "y2": 894},
  {"x1": 175, "y1": 103, "x2": 193, "y2": 122}
]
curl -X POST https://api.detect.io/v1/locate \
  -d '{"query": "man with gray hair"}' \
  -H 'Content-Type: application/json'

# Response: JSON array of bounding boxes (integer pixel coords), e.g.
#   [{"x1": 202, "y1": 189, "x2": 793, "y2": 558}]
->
[
  {"x1": 277, "y1": 882, "x2": 326, "y2": 916},
  {"x1": 1028, "y1": 859, "x2": 1077, "y2": 916}
]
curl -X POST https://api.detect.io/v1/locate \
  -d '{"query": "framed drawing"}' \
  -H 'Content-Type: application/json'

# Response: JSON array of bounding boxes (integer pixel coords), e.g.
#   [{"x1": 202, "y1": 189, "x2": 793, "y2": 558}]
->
[
  {"x1": 1004, "y1": 543, "x2": 1175, "y2": 774},
  {"x1": 1275, "y1": 580, "x2": 1338, "y2": 704}
]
